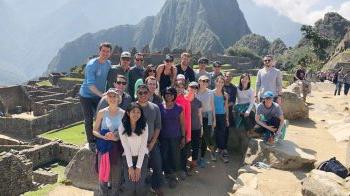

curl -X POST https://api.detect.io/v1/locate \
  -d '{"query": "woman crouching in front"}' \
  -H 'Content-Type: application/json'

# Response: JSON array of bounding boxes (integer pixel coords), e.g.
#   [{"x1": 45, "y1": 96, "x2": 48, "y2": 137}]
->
[{"x1": 119, "y1": 103, "x2": 149, "y2": 196}]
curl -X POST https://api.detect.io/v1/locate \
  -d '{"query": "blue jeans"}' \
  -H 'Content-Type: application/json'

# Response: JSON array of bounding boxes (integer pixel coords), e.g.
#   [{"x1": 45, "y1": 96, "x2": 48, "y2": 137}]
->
[
  {"x1": 159, "y1": 137, "x2": 180, "y2": 175},
  {"x1": 335, "y1": 82, "x2": 343, "y2": 95},
  {"x1": 215, "y1": 114, "x2": 228, "y2": 150},
  {"x1": 344, "y1": 83, "x2": 350, "y2": 95},
  {"x1": 148, "y1": 143, "x2": 163, "y2": 189}
]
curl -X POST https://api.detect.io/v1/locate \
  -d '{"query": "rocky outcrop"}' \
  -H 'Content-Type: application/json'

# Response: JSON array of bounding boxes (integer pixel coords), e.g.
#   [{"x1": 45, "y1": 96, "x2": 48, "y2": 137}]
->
[
  {"x1": 244, "y1": 139, "x2": 316, "y2": 170},
  {"x1": 281, "y1": 91, "x2": 309, "y2": 120},
  {"x1": 231, "y1": 33, "x2": 271, "y2": 56},
  {"x1": 47, "y1": 0, "x2": 251, "y2": 73},
  {"x1": 302, "y1": 169, "x2": 350, "y2": 196},
  {"x1": 64, "y1": 144, "x2": 98, "y2": 190}
]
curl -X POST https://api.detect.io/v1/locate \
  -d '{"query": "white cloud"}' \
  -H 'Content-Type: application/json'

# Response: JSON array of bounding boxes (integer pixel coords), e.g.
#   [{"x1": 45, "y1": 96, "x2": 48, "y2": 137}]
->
[{"x1": 252, "y1": 0, "x2": 350, "y2": 25}]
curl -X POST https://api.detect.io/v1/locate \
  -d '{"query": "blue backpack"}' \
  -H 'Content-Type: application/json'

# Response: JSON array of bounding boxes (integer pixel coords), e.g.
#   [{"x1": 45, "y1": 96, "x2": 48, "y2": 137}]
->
[{"x1": 317, "y1": 157, "x2": 349, "y2": 178}]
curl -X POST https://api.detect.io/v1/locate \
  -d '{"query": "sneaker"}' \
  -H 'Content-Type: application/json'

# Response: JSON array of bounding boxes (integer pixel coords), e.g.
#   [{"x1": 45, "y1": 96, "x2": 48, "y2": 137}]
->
[
  {"x1": 198, "y1": 158, "x2": 206, "y2": 168},
  {"x1": 220, "y1": 153, "x2": 229, "y2": 163},
  {"x1": 150, "y1": 188, "x2": 164, "y2": 196},
  {"x1": 179, "y1": 171, "x2": 187, "y2": 180},
  {"x1": 222, "y1": 149, "x2": 229, "y2": 157},
  {"x1": 210, "y1": 151, "x2": 217, "y2": 162},
  {"x1": 168, "y1": 178, "x2": 177, "y2": 189}
]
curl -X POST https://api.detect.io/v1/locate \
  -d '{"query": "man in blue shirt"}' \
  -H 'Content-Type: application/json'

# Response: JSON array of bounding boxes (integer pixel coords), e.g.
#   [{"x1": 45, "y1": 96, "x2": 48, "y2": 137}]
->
[{"x1": 79, "y1": 42, "x2": 112, "y2": 150}]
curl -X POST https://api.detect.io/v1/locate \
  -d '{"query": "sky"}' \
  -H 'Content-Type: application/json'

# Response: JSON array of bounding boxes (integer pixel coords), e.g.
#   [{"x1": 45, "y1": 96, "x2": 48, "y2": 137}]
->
[{"x1": 251, "y1": 0, "x2": 350, "y2": 25}]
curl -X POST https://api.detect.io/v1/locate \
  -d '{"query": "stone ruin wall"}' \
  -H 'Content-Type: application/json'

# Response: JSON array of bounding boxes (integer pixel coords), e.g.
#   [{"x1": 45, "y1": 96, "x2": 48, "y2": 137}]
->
[{"x1": 0, "y1": 86, "x2": 33, "y2": 114}]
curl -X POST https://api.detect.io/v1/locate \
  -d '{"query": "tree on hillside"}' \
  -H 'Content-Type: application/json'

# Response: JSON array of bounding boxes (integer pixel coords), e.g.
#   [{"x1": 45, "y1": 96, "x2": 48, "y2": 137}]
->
[
  {"x1": 130, "y1": 47, "x2": 138, "y2": 56},
  {"x1": 301, "y1": 25, "x2": 332, "y2": 61}
]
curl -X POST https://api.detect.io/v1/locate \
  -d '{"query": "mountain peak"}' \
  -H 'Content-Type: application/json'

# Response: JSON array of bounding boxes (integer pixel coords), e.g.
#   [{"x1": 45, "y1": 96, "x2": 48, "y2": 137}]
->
[{"x1": 47, "y1": 0, "x2": 250, "y2": 73}]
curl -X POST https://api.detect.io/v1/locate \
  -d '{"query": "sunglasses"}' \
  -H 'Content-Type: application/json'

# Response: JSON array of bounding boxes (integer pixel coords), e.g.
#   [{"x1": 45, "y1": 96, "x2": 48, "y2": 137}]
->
[
  {"x1": 200, "y1": 79, "x2": 209, "y2": 83},
  {"x1": 264, "y1": 59, "x2": 271, "y2": 62},
  {"x1": 135, "y1": 59, "x2": 144, "y2": 62},
  {"x1": 121, "y1": 58, "x2": 130, "y2": 61},
  {"x1": 116, "y1": 81, "x2": 127, "y2": 85},
  {"x1": 137, "y1": 91, "x2": 148, "y2": 96}
]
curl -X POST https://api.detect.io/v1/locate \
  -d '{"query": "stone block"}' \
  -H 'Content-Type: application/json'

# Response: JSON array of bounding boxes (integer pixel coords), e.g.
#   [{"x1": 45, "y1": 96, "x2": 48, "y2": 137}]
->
[{"x1": 33, "y1": 169, "x2": 58, "y2": 184}]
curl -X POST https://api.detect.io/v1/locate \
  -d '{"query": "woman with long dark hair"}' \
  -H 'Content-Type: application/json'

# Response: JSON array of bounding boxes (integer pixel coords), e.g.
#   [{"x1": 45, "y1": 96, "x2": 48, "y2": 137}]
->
[
  {"x1": 92, "y1": 88, "x2": 124, "y2": 196},
  {"x1": 119, "y1": 103, "x2": 149, "y2": 196},
  {"x1": 212, "y1": 76, "x2": 229, "y2": 163}
]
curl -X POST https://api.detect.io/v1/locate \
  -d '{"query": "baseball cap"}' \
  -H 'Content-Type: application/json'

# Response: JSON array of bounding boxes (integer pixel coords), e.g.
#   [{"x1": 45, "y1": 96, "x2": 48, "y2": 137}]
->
[
  {"x1": 176, "y1": 74, "x2": 186, "y2": 81},
  {"x1": 198, "y1": 57, "x2": 209, "y2": 64},
  {"x1": 188, "y1": 81, "x2": 199, "y2": 89},
  {"x1": 262, "y1": 91, "x2": 274, "y2": 99},
  {"x1": 198, "y1": 75, "x2": 209, "y2": 81},
  {"x1": 121, "y1": 51, "x2": 131, "y2": 58},
  {"x1": 165, "y1": 54, "x2": 174, "y2": 62},
  {"x1": 106, "y1": 88, "x2": 119, "y2": 95},
  {"x1": 213, "y1": 61, "x2": 222, "y2": 67}
]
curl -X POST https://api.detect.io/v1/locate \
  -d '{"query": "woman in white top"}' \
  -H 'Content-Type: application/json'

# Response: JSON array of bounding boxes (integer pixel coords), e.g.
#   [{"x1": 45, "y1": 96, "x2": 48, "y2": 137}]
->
[
  {"x1": 234, "y1": 73, "x2": 256, "y2": 131},
  {"x1": 119, "y1": 103, "x2": 149, "y2": 196}
]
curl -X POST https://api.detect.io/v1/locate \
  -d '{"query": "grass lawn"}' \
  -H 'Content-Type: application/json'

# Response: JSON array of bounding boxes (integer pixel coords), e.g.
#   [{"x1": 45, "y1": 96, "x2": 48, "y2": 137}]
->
[
  {"x1": 60, "y1": 77, "x2": 84, "y2": 82},
  {"x1": 40, "y1": 122, "x2": 86, "y2": 146},
  {"x1": 24, "y1": 164, "x2": 66, "y2": 196}
]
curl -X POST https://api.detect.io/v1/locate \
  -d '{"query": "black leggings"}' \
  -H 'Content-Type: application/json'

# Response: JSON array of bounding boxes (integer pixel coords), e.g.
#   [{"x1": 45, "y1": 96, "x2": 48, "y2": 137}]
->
[{"x1": 191, "y1": 129, "x2": 201, "y2": 161}]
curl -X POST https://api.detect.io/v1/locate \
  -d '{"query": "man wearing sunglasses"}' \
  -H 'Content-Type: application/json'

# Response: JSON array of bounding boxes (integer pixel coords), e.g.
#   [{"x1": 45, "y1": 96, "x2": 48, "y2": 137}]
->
[
  {"x1": 107, "y1": 51, "x2": 131, "y2": 89},
  {"x1": 256, "y1": 55, "x2": 283, "y2": 103},
  {"x1": 135, "y1": 85, "x2": 164, "y2": 196},
  {"x1": 97, "y1": 75, "x2": 132, "y2": 111},
  {"x1": 129, "y1": 53, "x2": 145, "y2": 100}
]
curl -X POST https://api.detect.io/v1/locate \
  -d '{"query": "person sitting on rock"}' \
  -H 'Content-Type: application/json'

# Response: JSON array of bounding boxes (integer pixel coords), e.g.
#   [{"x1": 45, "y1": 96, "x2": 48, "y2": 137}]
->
[
  {"x1": 254, "y1": 91, "x2": 285, "y2": 146},
  {"x1": 119, "y1": 103, "x2": 149, "y2": 196},
  {"x1": 92, "y1": 88, "x2": 124, "y2": 196}
]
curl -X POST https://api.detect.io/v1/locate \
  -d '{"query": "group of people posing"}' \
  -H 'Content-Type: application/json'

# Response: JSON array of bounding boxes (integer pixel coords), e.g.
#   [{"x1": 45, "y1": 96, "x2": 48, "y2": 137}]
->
[{"x1": 78, "y1": 42, "x2": 285, "y2": 196}]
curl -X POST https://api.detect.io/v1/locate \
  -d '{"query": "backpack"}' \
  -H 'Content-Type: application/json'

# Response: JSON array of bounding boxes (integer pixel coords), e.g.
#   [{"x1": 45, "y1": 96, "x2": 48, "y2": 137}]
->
[{"x1": 317, "y1": 157, "x2": 349, "y2": 178}]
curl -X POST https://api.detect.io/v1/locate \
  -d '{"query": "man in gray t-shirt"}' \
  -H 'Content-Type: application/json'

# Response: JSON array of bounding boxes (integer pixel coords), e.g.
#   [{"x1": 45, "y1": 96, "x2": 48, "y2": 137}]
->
[
  {"x1": 254, "y1": 91, "x2": 284, "y2": 145},
  {"x1": 135, "y1": 84, "x2": 163, "y2": 194}
]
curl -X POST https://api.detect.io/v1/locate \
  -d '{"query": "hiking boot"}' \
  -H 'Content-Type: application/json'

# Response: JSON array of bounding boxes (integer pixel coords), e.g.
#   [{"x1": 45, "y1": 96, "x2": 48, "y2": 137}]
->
[{"x1": 210, "y1": 151, "x2": 217, "y2": 161}]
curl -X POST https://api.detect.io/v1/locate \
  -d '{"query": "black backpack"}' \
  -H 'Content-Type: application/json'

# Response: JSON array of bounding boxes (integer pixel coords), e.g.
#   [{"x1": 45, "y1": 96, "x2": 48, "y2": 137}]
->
[{"x1": 317, "y1": 157, "x2": 349, "y2": 178}]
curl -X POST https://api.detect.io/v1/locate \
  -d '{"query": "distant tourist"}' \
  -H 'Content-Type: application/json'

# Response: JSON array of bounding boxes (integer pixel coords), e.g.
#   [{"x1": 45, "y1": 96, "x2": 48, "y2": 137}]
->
[
  {"x1": 79, "y1": 42, "x2": 112, "y2": 150},
  {"x1": 129, "y1": 53, "x2": 145, "y2": 100},
  {"x1": 255, "y1": 55, "x2": 283, "y2": 103},
  {"x1": 254, "y1": 91, "x2": 285, "y2": 146},
  {"x1": 156, "y1": 54, "x2": 177, "y2": 95},
  {"x1": 209, "y1": 61, "x2": 224, "y2": 89},
  {"x1": 175, "y1": 81, "x2": 192, "y2": 180},
  {"x1": 195, "y1": 57, "x2": 211, "y2": 82},
  {"x1": 159, "y1": 87, "x2": 185, "y2": 189},
  {"x1": 134, "y1": 64, "x2": 156, "y2": 99},
  {"x1": 234, "y1": 73, "x2": 255, "y2": 132},
  {"x1": 294, "y1": 65, "x2": 306, "y2": 82},
  {"x1": 97, "y1": 75, "x2": 132, "y2": 111},
  {"x1": 107, "y1": 51, "x2": 131, "y2": 90},
  {"x1": 196, "y1": 75, "x2": 215, "y2": 168},
  {"x1": 344, "y1": 70, "x2": 350, "y2": 96},
  {"x1": 92, "y1": 88, "x2": 124, "y2": 195},
  {"x1": 135, "y1": 85, "x2": 164, "y2": 195},
  {"x1": 145, "y1": 76, "x2": 163, "y2": 105},
  {"x1": 212, "y1": 76, "x2": 230, "y2": 163},
  {"x1": 119, "y1": 103, "x2": 149, "y2": 196},
  {"x1": 334, "y1": 67, "x2": 344, "y2": 96},
  {"x1": 176, "y1": 52, "x2": 195, "y2": 83}
]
